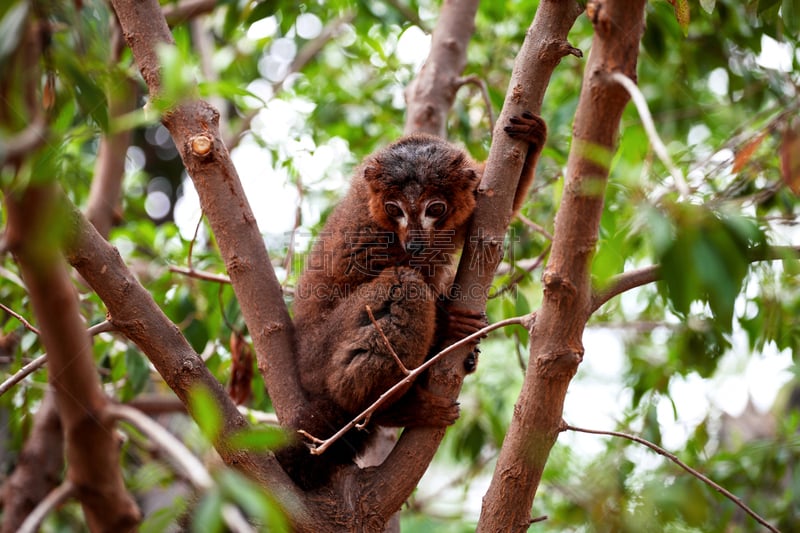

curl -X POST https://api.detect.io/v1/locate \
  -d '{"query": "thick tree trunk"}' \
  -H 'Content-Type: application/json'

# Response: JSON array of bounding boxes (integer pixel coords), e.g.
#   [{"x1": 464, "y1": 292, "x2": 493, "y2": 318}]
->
[{"x1": 478, "y1": 1, "x2": 646, "y2": 530}]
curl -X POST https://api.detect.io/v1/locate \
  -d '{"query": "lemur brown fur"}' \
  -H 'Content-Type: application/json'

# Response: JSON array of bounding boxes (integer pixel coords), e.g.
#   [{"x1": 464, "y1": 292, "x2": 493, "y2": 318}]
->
[{"x1": 280, "y1": 111, "x2": 546, "y2": 489}]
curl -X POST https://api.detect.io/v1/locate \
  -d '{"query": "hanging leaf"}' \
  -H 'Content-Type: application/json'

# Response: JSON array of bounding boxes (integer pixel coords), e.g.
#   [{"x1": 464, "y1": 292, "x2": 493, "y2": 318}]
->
[
  {"x1": 667, "y1": 0, "x2": 691, "y2": 35},
  {"x1": 228, "y1": 331, "x2": 254, "y2": 405},
  {"x1": 732, "y1": 130, "x2": 767, "y2": 174},
  {"x1": 699, "y1": 0, "x2": 716, "y2": 14},
  {"x1": 780, "y1": 122, "x2": 800, "y2": 194}
]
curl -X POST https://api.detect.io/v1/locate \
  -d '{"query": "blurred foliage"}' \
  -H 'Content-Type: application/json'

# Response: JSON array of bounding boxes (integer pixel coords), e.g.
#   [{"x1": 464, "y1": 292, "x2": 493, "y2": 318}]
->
[{"x1": 1, "y1": 0, "x2": 799, "y2": 530}]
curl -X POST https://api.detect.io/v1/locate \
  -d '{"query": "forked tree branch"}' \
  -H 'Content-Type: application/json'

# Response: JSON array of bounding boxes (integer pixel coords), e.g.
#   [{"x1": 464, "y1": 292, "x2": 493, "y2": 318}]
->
[{"x1": 109, "y1": 0, "x2": 304, "y2": 428}]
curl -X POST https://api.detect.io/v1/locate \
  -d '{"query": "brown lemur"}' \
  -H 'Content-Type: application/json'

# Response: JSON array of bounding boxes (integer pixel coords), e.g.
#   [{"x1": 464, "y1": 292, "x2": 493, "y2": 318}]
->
[{"x1": 279, "y1": 111, "x2": 547, "y2": 490}]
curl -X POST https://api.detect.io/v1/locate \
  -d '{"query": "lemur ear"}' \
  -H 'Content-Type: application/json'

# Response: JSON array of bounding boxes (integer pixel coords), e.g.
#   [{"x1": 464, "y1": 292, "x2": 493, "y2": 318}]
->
[{"x1": 363, "y1": 164, "x2": 381, "y2": 184}]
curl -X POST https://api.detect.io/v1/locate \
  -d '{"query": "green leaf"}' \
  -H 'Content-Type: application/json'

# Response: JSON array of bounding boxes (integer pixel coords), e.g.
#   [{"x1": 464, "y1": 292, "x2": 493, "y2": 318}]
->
[
  {"x1": 124, "y1": 348, "x2": 150, "y2": 398},
  {"x1": 228, "y1": 426, "x2": 289, "y2": 452},
  {"x1": 192, "y1": 488, "x2": 225, "y2": 533},
  {"x1": 217, "y1": 470, "x2": 290, "y2": 531},
  {"x1": 782, "y1": 0, "x2": 800, "y2": 34},
  {"x1": 699, "y1": 0, "x2": 716, "y2": 14},
  {"x1": 188, "y1": 386, "x2": 222, "y2": 442}
]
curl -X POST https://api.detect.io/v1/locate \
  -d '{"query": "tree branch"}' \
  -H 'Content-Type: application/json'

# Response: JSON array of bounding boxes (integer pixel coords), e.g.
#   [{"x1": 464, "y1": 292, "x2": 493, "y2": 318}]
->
[
  {"x1": 109, "y1": 0, "x2": 303, "y2": 428},
  {"x1": 478, "y1": 1, "x2": 645, "y2": 530},
  {"x1": 403, "y1": 0, "x2": 479, "y2": 137},
  {"x1": 5, "y1": 185, "x2": 141, "y2": 531},
  {"x1": 565, "y1": 424, "x2": 779, "y2": 533},
  {"x1": 17, "y1": 480, "x2": 75, "y2": 533},
  {"x1": 0, "y1": 321, "x2": 113, "y2": 398},
  {"x1": 62, "y1": 196, "x2": 295, "y2": 489},
  {"x1": 1, "y1": 390, "x2": 63, "y2": 533}
]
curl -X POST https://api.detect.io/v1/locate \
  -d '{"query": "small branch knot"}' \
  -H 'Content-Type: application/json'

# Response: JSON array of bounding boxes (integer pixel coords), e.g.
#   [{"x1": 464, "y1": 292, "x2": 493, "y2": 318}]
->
[{"x1": 190, "y1": 134, "x2": 213, "y2": 157}]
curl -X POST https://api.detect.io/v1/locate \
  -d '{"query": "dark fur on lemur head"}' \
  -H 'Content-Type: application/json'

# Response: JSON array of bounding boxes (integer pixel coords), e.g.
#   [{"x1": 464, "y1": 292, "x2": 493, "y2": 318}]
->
[{"x1": 281, "y1": 112, "x2": 546, "y2": 490}]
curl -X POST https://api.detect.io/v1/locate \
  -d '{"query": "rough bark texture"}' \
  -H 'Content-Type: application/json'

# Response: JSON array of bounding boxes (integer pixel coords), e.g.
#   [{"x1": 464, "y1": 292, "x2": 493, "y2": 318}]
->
[
  {"x1": 403, "y1": 0, "x2": 479, "y2": 137},
  {"x1": 381, "y1": 0, "x2": 583, "y2": 523},
  {"x1": 5, "y1": 186, "x2": 141, "y2": 532},
  {"x1": 477, "y1": 1, "x2": 646, "y2": 530},
  {"x1": 0, "y1": 390, "x2": 63, "y2": 533},
  {"x1": 109, "y1": 0, "x2": 303, "y2": 426},
  {"x1": 63, "y1": 199, "x2": 303, "y2": 497}
]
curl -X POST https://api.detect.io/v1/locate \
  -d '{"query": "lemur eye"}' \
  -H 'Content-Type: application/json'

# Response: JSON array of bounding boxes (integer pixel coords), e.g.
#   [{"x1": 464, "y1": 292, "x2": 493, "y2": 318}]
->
[
  {"x1": 425, "y1": 201, "x2": 447, "y2": 218},
  {"x1": 384, "y1": 202, "x2": 403, "y2": 218}
]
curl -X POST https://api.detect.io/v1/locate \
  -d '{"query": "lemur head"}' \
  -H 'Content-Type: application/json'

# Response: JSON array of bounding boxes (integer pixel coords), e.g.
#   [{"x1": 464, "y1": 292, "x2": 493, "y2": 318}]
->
[{"x1": 362, "y1": 135, "x2": 480, "y2": 254}]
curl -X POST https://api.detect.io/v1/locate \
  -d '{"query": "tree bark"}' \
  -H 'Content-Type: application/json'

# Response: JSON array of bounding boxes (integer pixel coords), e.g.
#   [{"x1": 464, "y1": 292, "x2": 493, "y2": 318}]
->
[
  {"x1": 403, "y1": 0, "x2": 479, "y2": 137},
  {"x1": 5, "y1": 186, "x2": 141, "y2": 532},
  {"x1": 478, "y1": 1, "x2": 646, "y2": 530},
  {"x1": 0, "y1": 390, "x2": 63, "y2": 533},
  {"x1": 108, "y1": 0, "x2": 304, "y2": 426}
]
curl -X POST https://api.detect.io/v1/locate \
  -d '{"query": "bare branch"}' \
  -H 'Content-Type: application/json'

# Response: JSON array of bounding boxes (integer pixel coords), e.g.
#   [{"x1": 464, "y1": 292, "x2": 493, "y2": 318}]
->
[
  {"x1": 169, "y1": 264, "x2": 231, "y2": 284},
  {"x1": 365, "y1": 305, "x2": 408, "y2": 375},
  {"x1": 516, "y1": 212, "x2": 554, "y2": 241},
  {"x1": 591, "y1": 264, "x2": 660, "y2": 312},
  {"x1": 609, "y1": 72, "x2": 690, "y2": 199},
  {"x1": 0, "y1": 354, "x2": 46, "y2": 397},
  {"x1": 1, "y1": 116, "x2": 47, "y2": 163},
  {"x1": 162, "y1": 0, "x2": 216, "y2": 26},
  {"x1": 0, "y1": 320, "x2": 114, "y2": 398},
  {"x1": 307, "y1": 315, "x2": 526, "y2": 455},
  {"x1": 109, "y1": 0, "x2": 304, "y2": 426},
  {"x1": 106, "y1": 403, "x2": 256, "y2": 533},
  {"x1": 17, "y1": 481, "x2": 75, "y2": 533},
  {"x1": 404, "y1": 0, "x2": 479, "y2": 136},
  {"x1": 478, "y1": 1, "x2": 646, "y2": 529},
  {"x1": 455, "y1": 74, "x2": 495, "y2": 134},
  {"x1": 0, "y1": 302, "x2": 40, "y2": 335},
  {"x1": 106, "y1": 403, "x2": 213, "y2": 490},
  {"x1": 565, "y1": 424, "x2": 780, "y2": 533}
]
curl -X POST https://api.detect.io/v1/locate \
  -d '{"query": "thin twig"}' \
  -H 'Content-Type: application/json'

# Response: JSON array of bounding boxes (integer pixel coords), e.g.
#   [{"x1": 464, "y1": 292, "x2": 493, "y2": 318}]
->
[
  {"x1": 456, "y1": 74, "x2": 495, "y2": 134},
  {"x1": 0, "y1": 320, "x2": 114, "y2": 397},
  {"x1": 564, "y1": 424, "x2": 780, "y2": 533},
  {"x1": 305, "y1": 315, "x2": 527, "y2": 455},
  {"x1": 282, "y1": 173, "x2": 304, "y2": 282},
  {"x1": 169, "y1": 265, "x2": 231, "y2": 284},
  {"x1": 187, "y1": 210, "x2": 204, "y2": 272},
  {"x1": 2, "y1": 115, "x2": 48, "y2": 163},
  {"x1": 590, "y1": 264, "x2": 660, "y2": 312},
  {"x1": 0, "y1": 302, "x2": 40, "y2": 335},
  {"x1": 491, "y1": 244, "x2": 550, "y2": 299},
  {"x1": 0, "y1": 354, "x2": 48, "y2": 397},
  {"x1": 17, "y1": 480, "x2": 76, "y2": 533},
  {"x1": 516, "y1": 212, "x2": 554, "y2": 241},
  {"x1": 365, "y1": 304, "x2": 409, "y2": 375},
  {"x1": 608, "y1": 72, "x2": 690, "y2": 199}
]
